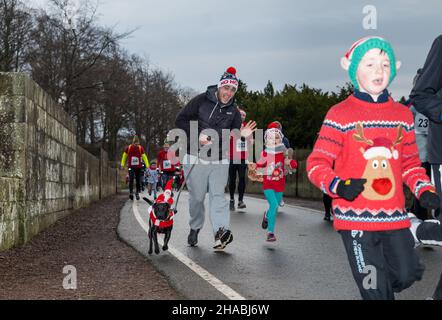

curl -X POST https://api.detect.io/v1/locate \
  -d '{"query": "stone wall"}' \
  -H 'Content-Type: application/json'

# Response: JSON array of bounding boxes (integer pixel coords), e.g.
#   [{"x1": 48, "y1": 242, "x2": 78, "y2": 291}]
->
[{"x1": 0, "y1": 73, "x2": 118, "y2": 251}]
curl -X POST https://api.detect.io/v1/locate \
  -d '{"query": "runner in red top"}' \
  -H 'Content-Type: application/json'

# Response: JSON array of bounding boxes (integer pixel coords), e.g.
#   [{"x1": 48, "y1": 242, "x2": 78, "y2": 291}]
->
[
  {"x1": 120, "y1": 135, "x2": 150, "y2": 200},
  {"x1": 157, "y1": 141, "x2": 179, "y2": 191}
]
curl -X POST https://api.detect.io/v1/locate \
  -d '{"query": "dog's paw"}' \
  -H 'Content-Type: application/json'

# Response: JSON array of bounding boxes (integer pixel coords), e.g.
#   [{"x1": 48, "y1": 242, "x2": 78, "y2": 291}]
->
[
  {"x1": 162, "y1": 245, "x2": 169, "y2": 251},
  {"x1": 148, "y1": 250, "x2": 153, "y2": 255},
  {"x1": 155, "y1": 249, "x2": 160, "y2": 254}
]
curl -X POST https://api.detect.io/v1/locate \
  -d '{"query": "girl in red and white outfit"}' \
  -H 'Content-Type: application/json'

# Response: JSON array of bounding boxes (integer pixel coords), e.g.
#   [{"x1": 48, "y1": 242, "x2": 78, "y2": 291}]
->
[{"x1": 249, "y1": 123, "x2": 297, "y2": 241}]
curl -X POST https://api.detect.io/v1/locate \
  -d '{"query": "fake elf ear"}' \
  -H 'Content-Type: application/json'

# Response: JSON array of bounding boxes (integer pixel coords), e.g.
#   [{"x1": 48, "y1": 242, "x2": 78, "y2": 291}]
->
[{"x1": 340, "y1": 56, "x2": 351, "y2": 71}]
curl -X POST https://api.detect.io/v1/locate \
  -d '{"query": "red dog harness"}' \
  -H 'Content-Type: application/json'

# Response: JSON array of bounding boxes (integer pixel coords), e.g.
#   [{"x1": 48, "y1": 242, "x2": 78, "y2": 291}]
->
[{"x1": 148, "y1": 206, "x2": 174, "y2": 228}]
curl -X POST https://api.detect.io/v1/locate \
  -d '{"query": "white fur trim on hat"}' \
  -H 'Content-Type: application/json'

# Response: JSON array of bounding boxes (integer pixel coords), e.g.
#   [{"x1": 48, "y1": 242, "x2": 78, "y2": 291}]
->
[
  {"x1": 363, "y1": 146, "x2": 396, "y2": 160},
  {"x1": 264, "y1": 128, "x2": 284, "y2": 142}
]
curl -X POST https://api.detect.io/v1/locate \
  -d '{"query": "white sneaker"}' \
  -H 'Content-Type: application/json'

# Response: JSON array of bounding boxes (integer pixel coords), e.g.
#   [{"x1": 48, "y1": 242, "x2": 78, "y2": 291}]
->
[
  {"x1": 420, "y1": 219, "x2": 442, "y2": 247},
  {"x1": 408, "y1": 212, "x2": 422, "y2": 248},
  {"x1": 279, "y1": 200, "x2": 285, "y2": 207}
]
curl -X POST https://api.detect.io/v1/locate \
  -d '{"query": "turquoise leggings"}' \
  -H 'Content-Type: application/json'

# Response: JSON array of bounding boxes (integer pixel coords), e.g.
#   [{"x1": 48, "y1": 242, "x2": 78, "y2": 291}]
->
[{"x1": 264, "y1": 189, "x2": 283, "y2": 233}]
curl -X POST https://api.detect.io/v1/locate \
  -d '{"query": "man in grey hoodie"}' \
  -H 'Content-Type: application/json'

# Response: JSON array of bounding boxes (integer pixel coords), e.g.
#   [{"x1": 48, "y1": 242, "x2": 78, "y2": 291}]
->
[{"x1": 175, "y1": 67, "x2": 256, "y2": 250}]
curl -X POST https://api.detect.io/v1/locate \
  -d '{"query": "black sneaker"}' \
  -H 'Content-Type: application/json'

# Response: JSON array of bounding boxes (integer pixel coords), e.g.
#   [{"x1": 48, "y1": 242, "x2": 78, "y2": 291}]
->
[
  {"x1": 129, "y1": 194, "x2": 134, "y2": 200},
  {"x1": 229, "y1": 200, "x2": 235, "y2": 211},
  {"x1": 324, "y1": 215, "x2": 331, "y2": 221},
  {"x1": 213, "y1": 228, "x2": 233, "y2": 250},
  {"x1": 237, "y1": 201, "x2": 246, "y2": 209},
  {"x1": 261, "y1": 211, "x2": 268, "y2": 229},
  {"x1": 136, "y1": 193, "x2": 140, "y2": 200},
  {"x1": 188, "y1": 229, "x2": 200, "y2": 247}
]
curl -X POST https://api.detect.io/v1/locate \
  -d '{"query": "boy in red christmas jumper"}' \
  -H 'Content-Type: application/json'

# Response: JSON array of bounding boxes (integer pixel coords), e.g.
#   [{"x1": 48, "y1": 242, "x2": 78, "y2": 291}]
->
[
  {"x1": 249, "y1": 123, "x2": 297, "y2": 242},
  {"x1": 306, "y1": 36, "x2": 440, "y2": 300}
]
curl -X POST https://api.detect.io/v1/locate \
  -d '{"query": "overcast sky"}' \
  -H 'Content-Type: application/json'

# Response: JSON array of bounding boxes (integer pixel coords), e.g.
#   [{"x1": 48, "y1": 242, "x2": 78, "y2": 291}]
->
[{"x1": 29, "y1": 0, "x2": 442, "y2": 99}]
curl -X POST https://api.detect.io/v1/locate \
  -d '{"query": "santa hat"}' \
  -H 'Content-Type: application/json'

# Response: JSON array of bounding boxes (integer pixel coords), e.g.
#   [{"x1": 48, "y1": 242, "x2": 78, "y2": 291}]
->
[
  {"x1": 218, "y1": 67, "x2": 239, "y2": 90},
  {"x1": 267, "y1": 121, "x2": 282, "y2": 130},
  {"x1": 267, "y1": 122, "x2": 278, "y2": 129},
  {"x1": 344, "y1": 36, "x2": 397, "y2": 90},
  {"x1": 155, "y1": 179, "x2": 174, "y2": 205},
  {"x1": 362, "y1": 137, "x2": 398, "y2": 160}
]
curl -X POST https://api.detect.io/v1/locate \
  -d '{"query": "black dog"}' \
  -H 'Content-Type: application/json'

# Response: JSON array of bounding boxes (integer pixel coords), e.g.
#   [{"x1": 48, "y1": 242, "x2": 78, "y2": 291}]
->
[{"x1": 143, "y1": 197, "x2": 174, "y2": 255}]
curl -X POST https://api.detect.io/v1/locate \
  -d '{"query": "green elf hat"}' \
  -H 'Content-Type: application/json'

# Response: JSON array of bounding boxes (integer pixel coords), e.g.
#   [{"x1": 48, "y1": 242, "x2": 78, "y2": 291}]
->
[{"x1": 344, "y1": 36, "x2": 397, "y2": 90}]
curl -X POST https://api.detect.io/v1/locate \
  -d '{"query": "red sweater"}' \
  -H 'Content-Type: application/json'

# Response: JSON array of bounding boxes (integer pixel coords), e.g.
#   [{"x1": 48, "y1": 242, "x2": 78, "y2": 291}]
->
[
  {"x1": 157, "y1": 149, "x2": 178, "y2": 172},
  {"x1": 228, "y1": 122, "x2": 251, "y2": 161},
  {"x1": 307, "y1": 95, "x2": 435, "y2": 231},
  {"x1": 257, "y1": 149, "x2": 297, "y2": 192}
]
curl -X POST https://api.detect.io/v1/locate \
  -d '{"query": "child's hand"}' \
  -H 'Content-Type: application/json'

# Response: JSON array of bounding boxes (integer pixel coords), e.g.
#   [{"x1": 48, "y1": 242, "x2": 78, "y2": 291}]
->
[
  {"x1": 420, "y1": 190, "x2": 440, "y2": 210},
  {"x1": 284, "y1": 159, "x2": 297, "y2": 168},
  {"x1": 336, "y1": 178, "x2": 367, "y2": 201},
  {"x1": 248, "y1": 163, "x2": 257, "y2": 170}
]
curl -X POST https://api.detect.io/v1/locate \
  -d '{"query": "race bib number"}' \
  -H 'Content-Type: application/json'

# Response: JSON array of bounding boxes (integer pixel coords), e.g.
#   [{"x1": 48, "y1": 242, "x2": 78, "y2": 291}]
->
[
  {"x1": 415, "y1": 112, "x2": 429, "y2": 134},
  {"x1": 236, "y1": 139, "x2": 247, "y2": 152},
  {"x1": 163, "y1": 160, "x2": 172, "y2": 169},
  {"x1": 130, "y1": 157, "x2": 140, "y2": 166}
]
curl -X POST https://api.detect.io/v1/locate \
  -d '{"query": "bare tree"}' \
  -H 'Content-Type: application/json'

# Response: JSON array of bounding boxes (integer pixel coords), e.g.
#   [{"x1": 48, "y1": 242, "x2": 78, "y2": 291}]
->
[
  {"x1": 0, "y1": 0, "x2": 33, "y2": 72},
  {"x1": 27, "y1": 0, "x2": 133, "y2": 142}
]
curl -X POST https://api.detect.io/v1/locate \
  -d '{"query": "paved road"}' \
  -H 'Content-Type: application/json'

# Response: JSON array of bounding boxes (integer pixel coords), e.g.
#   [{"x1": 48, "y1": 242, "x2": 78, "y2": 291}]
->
[{"x1": 118, "y1": 191, "x2": 442, "y2": 300}]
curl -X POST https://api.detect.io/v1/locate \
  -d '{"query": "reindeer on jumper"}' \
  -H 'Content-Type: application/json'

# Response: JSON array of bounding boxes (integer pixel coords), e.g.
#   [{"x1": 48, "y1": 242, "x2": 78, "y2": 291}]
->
[{"x1": 353, "y1": 122, "x2": 404, "y2": 201}]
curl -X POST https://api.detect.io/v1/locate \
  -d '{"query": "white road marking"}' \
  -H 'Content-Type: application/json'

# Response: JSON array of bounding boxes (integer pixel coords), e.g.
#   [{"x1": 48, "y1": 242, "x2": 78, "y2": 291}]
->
[{"x1": 132, "y1": 200, "x2": 246, "y2": 300}]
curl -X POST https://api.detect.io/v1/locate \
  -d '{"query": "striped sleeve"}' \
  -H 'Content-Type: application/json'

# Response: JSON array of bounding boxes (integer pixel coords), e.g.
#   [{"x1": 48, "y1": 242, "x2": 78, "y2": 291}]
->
[
  {"x1": 306, "y1": 107, "x2": 344, "y2": 197},
  {"x1": 401, "y1": 116, "x2": 435, "y2": 198}
]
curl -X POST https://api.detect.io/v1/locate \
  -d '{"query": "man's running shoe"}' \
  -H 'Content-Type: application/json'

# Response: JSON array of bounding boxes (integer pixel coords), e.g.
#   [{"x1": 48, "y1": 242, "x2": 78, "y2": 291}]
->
[
  {"x1": 213, "y1": 228, "x2": 233, "y2": 250},
  {"x1": 188, "y1": 229, "x2": 200, "y2": 247},
  {"x1": 129, "y1": 194, "x2": 134, "y2": 201},
  {"x1": 229, "y1": 200, "x2": 235, "y2": 211}
]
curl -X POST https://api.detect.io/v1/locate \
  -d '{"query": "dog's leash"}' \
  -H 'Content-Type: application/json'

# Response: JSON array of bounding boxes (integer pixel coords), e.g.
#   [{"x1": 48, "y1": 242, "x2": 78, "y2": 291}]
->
[
  {"x1": 142, "y1": 161, "x2": 196, "y2": 214},
  {"x1": 172, "y1": 160, "x2": 197, "y2": 214}
]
